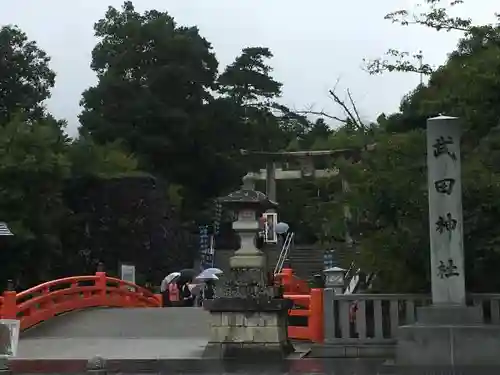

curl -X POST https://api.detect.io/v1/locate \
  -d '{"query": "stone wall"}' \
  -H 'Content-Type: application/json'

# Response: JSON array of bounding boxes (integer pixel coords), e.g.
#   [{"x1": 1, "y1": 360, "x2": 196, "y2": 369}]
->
[{"x1": 208, "y1": 311, "x2": 288, "y2": 343}]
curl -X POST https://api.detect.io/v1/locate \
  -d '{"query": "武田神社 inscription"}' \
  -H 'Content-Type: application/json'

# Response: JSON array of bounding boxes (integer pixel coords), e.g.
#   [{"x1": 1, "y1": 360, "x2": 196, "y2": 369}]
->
[
  {"x1": 435, "y1": 213, "x2": 457, "y2": 234},
  {"x1": 432, "y1": 136, "x2": 457, "y2": 161},
  {"x1": 437, "y1": 258, "x2": 460, "y2": 279},
  {"x1": 434, "y1": 178, "x2": 455, "y2": 195}
]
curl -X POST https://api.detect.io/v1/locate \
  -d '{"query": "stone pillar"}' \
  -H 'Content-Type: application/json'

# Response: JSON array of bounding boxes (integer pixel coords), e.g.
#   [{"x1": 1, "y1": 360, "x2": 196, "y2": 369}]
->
[
  {"x1": 265, "y1": 162, "x2": 277, "y2": 203},
  {"x1": 203, "y1": 190, "x2": 294, "y2": 359},
  {"x1": 426, "y1": 116, "x2": 465, "y2": 306},
  {"x1": 395, "y1": 115, "x2": 500, "y2": 366}
]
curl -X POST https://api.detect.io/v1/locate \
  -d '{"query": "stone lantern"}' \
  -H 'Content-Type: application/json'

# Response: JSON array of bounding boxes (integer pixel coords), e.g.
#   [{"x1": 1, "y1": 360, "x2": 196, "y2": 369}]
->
[
  {"x1": 203, "y1": 189, "x2": 294, "y2": 359},
  {"x1": 324, "y1": 266, "x2": 346, "y2": 295}
]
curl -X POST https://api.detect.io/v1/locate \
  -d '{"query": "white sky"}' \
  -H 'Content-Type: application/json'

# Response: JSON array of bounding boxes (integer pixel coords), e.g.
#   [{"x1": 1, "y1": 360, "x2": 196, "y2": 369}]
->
[{"x1": 0, "y1": 0, "x2": 498, "y2": 137}]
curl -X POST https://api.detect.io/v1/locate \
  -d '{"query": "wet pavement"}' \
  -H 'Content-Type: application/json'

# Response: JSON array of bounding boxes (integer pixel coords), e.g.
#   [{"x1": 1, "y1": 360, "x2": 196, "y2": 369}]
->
[
  {"x1": 19, "y1": 308, "x2": 210, "y2": 359},
  {"x1": 15, "y1": 308, "x2": 500, "y2": 373},
  {"x1": 8, "y1": 358, "x2": 500, "y2": 374}
]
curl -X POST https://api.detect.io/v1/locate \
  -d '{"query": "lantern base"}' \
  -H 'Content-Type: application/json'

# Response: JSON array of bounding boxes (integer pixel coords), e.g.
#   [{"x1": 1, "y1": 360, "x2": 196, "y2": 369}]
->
[{"x1": 203, "y1": 297, "x2": 294, "y2": 360}]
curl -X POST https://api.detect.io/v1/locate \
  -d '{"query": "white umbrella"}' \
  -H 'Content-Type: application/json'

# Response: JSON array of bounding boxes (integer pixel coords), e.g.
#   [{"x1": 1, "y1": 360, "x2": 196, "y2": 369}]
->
[
  {"x1": 202, "y1": 267, "x2": 223, "y2": 275},
  {"x1": 160, "y1": 272, "x2": 181, "y2": 292},
  {"x1": 195, "y1": 273, "x2": 219, "y2": 281},
  {"x1": 195, "y1": 269, "x2": 222, "y2": 280}
]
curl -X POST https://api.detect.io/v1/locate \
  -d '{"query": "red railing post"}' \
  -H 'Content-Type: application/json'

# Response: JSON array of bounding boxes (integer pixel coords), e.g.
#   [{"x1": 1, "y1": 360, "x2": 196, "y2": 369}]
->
[
  {"x1": 281, "y1": 267, "x2": 293, "y2": 293},
  {"x1": 1, "y1": 291, "x2": 17, "y2": 319},
  {"x1": 308, "y1": 288, "x2": 324, "y2": 343},
  {"x1": 96, "y1": 271, "x2": 107, "y2": 304}
]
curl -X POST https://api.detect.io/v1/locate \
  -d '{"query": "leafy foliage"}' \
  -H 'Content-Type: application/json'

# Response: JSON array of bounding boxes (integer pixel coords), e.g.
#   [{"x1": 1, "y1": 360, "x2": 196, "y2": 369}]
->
[
  {"x1": 0, "y1": 26, "x2": 56, "y2": 123},
  {"x1": 68, "y1": 137, "x2": 140, "y2": 178},
  {"x1": 79, "y1": 2, "x2": 310, "y2": 220},
  {"x1": 218, "y1": 47, "x2": 282, "y2": 105},
  {"x1": 0, "y1": 117, "x2": 70, "y2": 288}
]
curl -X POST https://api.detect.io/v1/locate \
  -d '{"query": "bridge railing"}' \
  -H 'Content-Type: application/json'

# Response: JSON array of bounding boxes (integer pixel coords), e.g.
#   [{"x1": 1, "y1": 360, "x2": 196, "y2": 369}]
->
[
  {"x1": 285, "y1": 288, "x2": 324, "y2": 342},
  {"x1": 0, "y1": 271, "x2": 161, "y2": 330},
  {"x1": 275, "y1": 267, "x2": 310, "y2": 295},
  {"x1": 323, "y1": 291, "x2": 500, "y2": 346},
  {"x1": 323, "y1": 291, "x2": 431, "y2": 345},
  {"x1": 275, "y1": 266, "x2": 324, "y2": 342}
]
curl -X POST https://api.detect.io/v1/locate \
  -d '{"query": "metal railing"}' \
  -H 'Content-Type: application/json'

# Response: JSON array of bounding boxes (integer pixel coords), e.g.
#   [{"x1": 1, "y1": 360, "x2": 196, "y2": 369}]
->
[{"x1": 274, "y1": 232, "x2": 295, "y2": 275}]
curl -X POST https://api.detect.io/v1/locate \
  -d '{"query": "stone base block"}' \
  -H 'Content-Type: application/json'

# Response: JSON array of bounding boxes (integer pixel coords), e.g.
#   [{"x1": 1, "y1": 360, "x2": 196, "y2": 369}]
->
[
  {"x1": 417, "y1": 305, "x2": 482, "y2": 325},
  {"x1": 310, "y1": 343, "x2": 395, "y2": 358},
  {"x1": 203, "y1": 341, "x2": 294, "y2": 360},
  {"x1": 397, "y1": 324, "x2": 500, "y2": 365},
  {"x1": 203, "y1": 297, "x2": 294, "y2": 360},
  {"x1": 204, "y1": 297, "x2": 292, "y2": 313}
]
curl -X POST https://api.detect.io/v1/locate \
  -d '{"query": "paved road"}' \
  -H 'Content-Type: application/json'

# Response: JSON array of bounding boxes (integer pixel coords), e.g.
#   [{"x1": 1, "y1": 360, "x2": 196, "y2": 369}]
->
[{"x1": 18, "y1": 307, "x2": 210, "y2": 359}]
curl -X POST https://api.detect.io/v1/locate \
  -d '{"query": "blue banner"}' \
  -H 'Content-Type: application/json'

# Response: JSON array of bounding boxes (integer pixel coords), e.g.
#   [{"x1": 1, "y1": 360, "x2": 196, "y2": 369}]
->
[{"x1": 199, "y1": 225, "x2": 213, "y2": 271}]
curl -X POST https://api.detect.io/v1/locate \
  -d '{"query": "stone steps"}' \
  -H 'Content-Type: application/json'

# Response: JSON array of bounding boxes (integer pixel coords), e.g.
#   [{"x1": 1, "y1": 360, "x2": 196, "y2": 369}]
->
[{"x1": 287, "y1": 246, "x2": 326, "y2": 280}]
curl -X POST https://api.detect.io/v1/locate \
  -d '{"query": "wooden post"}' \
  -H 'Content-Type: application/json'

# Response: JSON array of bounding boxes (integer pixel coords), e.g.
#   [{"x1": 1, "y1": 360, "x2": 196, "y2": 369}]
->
[
  {"x1": 309, "y1": 288, "x2": 324, "y2": 343},
  {"x1": 95, "y1": 272, "x2": 107, "y2": 304},
  {"x1": 1, "y1": 291, "x2": 17, "y2": 319},
  {"x1": 281, "y1": 268, "x2": 293, "y2": 293}
]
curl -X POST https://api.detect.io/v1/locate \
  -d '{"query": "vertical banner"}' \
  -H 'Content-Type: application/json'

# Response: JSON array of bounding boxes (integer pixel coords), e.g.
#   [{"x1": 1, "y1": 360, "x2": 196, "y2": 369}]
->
[
  {"x1": 199, "y1": 225, "x2": 210, "y2": 271},
  {"x1": 213, "y1": 199, "x2": 222, "y2": 235},
  {"x1": 208, "y1": 235, "x2": 215, "y2": 268}
]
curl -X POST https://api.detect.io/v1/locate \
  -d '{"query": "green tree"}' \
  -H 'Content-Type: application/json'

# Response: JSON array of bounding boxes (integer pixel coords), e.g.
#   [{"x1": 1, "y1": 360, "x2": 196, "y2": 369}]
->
[
  {"x1": 68, "y1": 137, "x2": 141, "y2": 178},
  {"x1": 0, "y1": 117, "x2": 70, "y2": 288},
  {"x1": 0, "y1": 26, "x2": 56, "y2": 124},
  {"x1": 79, "y1": 1, "x2": 218, "y2": 184},
  {"x1": 218, "y1": 47, "x2": 282, "y2": 106},
  {"x1": 79, "y1": 2, "x2": 307, "y2": 220},
  {"x1": 79, "y1": 2, "x2": 253, "y2": 218}
]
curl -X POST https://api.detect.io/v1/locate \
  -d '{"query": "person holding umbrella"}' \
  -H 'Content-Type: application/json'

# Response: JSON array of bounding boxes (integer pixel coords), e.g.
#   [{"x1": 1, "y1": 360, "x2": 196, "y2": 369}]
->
[
  {"x1": 202, "y1": 278, "x2": 216, "y2": 301},
  {"x1": 160, "y1": 272, "x2": 180, "y2": 307},
  {"x1": 177, "y1": 269, "x2": 197, "y2": 307},
  {"x1": 178, "y1": 280, "x2": 194, "y2": 307},
  {"x1": 195, "y1": 270, "x2": 221, "y2": 306}
]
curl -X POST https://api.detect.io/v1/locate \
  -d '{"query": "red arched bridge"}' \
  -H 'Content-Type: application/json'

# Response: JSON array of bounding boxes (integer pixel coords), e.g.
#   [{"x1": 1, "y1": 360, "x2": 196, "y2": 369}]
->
[
  {"x1": 0, "y1": 272, "x2": 161, "y2": 331},
  {"x1": 0, "y1": 269, "x2": 323, "y2": 360}
]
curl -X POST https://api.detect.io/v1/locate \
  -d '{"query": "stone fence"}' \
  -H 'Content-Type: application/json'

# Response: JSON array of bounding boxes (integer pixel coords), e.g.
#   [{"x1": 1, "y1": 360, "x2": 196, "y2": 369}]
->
[{"x1": 315, "y1": 290, "x2": 500, "y2": 358}]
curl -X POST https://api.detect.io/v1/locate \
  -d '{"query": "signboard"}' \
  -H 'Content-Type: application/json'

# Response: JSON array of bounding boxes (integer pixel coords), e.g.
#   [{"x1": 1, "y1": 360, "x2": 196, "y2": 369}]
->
[
  {"x1": 0, "y1": 319, "x2": 19, "y2": 357},
  {"x1": 120, "y1": 263, "x2": 136, "y2": 284},
  {"x1": 263, "y1": 212, "x2": 278, "y2": 244}
]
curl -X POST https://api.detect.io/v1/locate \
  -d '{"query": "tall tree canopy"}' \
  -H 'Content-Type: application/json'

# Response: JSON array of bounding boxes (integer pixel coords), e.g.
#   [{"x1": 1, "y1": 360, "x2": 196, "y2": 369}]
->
[
  {"x1": 0, "y1": 25, "x2": 56, "y2": 124},
  {"x1": 79, "y1": 2, "x2": 307, "y2": 218},
  {"x1": 79, "y1": 1, "x2": 218, "y2": 181}
]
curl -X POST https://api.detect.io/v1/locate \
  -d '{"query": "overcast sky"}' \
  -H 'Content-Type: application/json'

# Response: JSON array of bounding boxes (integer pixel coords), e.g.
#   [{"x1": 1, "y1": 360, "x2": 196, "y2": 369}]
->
[{"x1": 1, "y1": 0, "x2": 498, "y2": 137}]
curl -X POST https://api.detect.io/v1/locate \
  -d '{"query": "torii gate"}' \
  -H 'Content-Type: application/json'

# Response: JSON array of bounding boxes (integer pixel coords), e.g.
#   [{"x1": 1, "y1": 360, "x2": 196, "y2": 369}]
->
[
  {"x1": 240, "y1": 149, "x2": 364, "y2": 198},
  {"x1": 240, "y1": 148, "x2": 367, "y2": 244}
]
